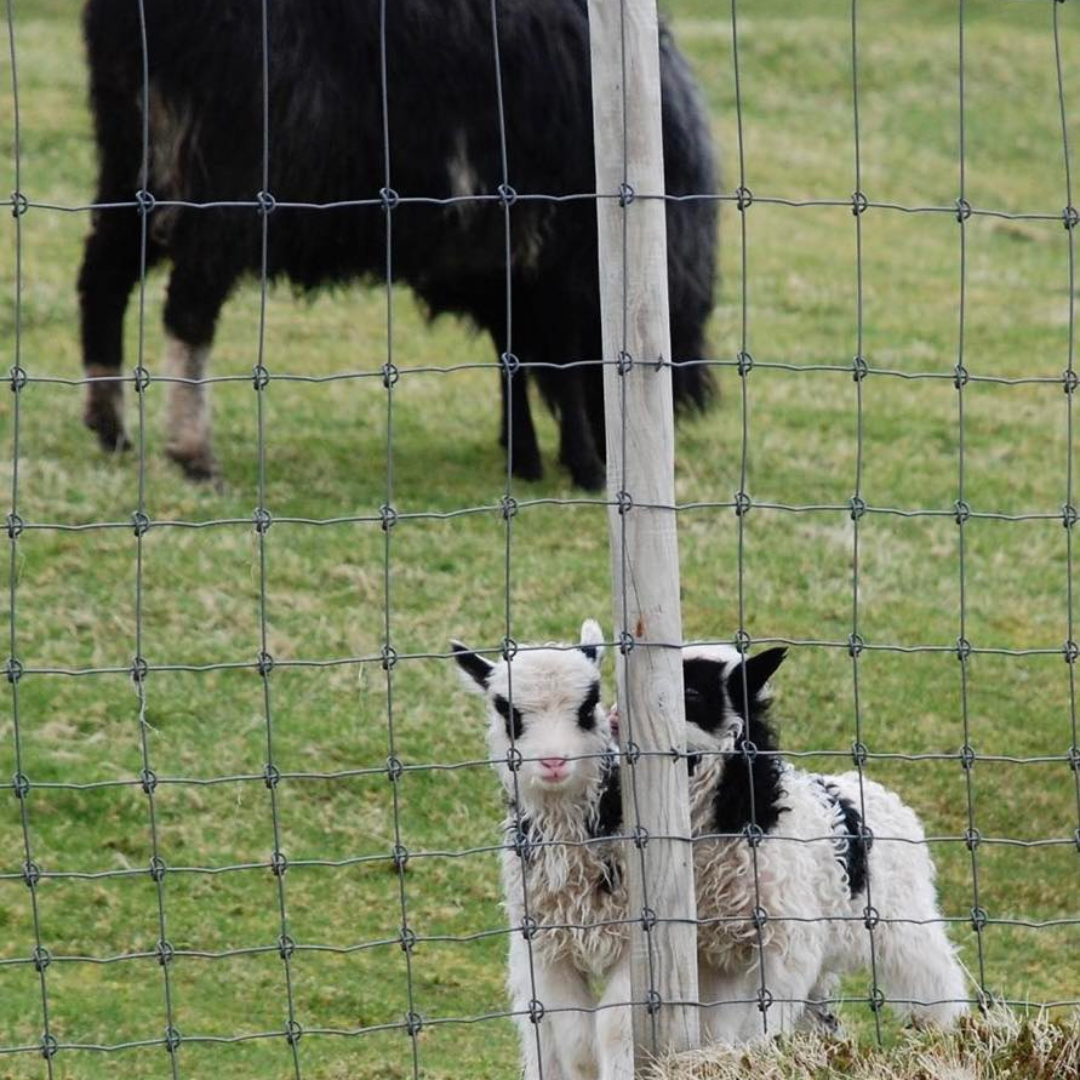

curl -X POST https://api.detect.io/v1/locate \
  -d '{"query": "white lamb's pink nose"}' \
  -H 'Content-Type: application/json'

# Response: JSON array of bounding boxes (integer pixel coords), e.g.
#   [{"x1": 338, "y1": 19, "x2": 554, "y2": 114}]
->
[{"x1": 539, "y1": 757, "x2": 569, "y2": 781}]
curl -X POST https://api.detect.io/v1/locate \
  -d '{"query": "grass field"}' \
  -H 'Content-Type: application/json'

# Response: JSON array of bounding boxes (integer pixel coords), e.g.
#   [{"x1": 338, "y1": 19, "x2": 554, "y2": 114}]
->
[{"x1": 2, "y1": 1, "x2": 1080, "y2": 1077}]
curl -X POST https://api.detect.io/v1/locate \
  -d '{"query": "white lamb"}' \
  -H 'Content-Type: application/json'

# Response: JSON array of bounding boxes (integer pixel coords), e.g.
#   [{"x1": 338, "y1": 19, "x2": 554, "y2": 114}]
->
[
  {"x1": 679, "y1": 644, "x2": 970, "y2": 1041},
  {"x1": 451, "y1": 621, "x2": 632, "y2": 1080}
]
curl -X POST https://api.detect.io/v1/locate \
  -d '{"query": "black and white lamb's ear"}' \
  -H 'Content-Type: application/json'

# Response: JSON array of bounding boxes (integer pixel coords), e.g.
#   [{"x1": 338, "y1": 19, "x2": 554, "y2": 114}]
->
[
  {"x1": 450, "y1": 640, "x2": 494, "y2": 691},
  {"x1": 725, "y1": 647, "x2": 787, "y2": 719},
  {"x1": 578, "y1": 618, "x2": 605, "y2": 666}
]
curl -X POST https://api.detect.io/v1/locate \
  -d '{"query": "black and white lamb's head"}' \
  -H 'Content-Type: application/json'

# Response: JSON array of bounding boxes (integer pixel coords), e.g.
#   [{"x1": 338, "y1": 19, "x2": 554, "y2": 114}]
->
[
  {"x1": 681, "y1": 644, "x2": 787, "y2": 761},
  {"x1": 451, "y1": 620, "x2": 610, "y2": 810}
]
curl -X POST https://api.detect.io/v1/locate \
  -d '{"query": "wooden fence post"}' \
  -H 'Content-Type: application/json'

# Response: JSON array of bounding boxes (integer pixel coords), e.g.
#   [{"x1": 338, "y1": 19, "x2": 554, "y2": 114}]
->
[{"x1": 587, "y1": 0, "x2": 700, "y2": 1069}]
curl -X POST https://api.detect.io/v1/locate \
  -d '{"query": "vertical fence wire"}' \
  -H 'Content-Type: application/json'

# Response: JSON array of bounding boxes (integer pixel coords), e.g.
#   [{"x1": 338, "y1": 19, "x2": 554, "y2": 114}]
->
[
  {"x1": 4, "y1": 0, "x2": 56, "y2": 1071},
  {"x1": 252, "y1": 3, "x2": 305, "y2": 1073},
  {"x1": 376, "y1": 3, "x2": 423, "y2": 1075},
  {"x1": 130, "y1": 0, "x2": 181, "y2": 1069},
  {"x1": 847, "y1": 0, "x2": 885, "y2": 1040},
  {"x1": 954, "y1": 0, "x2": 989, "y2": 1004},
  {"x1": 1052, "y1": 0, "x2": 1080, "y2": 892}
]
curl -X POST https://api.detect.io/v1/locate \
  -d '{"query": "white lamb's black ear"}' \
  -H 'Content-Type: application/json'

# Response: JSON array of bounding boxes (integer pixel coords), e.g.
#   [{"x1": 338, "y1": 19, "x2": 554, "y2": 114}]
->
[
  {"x1": 450, "y1": 640, "x2": 494, "y2": 690},
  {"x1": 578, "y1": 618, "x2": 605, "y2": 666},
  {"x1": 725, "y1": 647, "x2": 787, "y2": 718}
]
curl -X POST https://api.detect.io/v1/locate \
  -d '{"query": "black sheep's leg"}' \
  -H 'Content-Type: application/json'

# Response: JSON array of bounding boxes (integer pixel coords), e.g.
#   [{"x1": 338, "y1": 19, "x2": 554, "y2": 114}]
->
[
  {"x1": 502, "y1": 360, "x2": 543, "y2": 482},
  {"x1": 161, "y1": 219, "x2": 244, "y2": 480},
  {"x1": 78, "y1": 205, "x2": 161, "y2": 453},
  {"x1": 555, "y1": 366, "x2": 605, "y2": 492}
]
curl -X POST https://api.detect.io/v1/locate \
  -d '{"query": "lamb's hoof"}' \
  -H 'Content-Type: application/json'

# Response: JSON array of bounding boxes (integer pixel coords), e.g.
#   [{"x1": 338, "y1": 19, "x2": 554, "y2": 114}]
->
[
  {"x1": 166, "y1": 444, "x2": 219, "y2": 483},
  {"x1": 510, "y1": 453, "x2": 544, "y2": 483},
  {"x1": 84, "y1": 399, "x2": 130, "y2": 453},
  {"x1": 812, "y1": 1009, "x2": 843, "y2": 1037}
]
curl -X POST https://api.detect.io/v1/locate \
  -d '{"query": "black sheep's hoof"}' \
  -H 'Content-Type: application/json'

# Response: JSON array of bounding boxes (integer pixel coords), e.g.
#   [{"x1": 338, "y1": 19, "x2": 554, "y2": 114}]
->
[
  {"x1": 166, "y1": 444, "x2": 219, "y2": 483},
  {"x1": 568, "y1": 460, "x2": 605, "y2": 493},
  {"x1": 510, "y1": 453, "x2": 544, "y2": 483},
  {"x1": 84, "y1": 394, "x2": 130, "y2": 453}
]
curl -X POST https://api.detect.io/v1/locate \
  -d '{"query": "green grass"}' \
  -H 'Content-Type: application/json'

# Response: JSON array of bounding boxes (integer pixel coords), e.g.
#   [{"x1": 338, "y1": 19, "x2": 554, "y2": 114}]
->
[{"x1": 2, "y1": 1, "x2": 1079, "y2": 1077}]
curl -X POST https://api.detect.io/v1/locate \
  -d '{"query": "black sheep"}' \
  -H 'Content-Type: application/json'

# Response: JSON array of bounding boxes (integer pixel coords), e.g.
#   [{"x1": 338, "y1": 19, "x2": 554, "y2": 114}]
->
[{"x1": 78, "y1": 0, "x2": 717, "y2": 489}]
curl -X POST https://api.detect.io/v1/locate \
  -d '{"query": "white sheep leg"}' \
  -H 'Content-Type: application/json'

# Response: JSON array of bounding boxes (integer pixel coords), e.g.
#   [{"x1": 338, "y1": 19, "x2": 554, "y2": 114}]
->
[
  {"x1": 875, "y1": 919, "x2": 969, "y2": 1027},
  {"x1": 596, "y1": 953, "x2": 632, "y2": 1080}
]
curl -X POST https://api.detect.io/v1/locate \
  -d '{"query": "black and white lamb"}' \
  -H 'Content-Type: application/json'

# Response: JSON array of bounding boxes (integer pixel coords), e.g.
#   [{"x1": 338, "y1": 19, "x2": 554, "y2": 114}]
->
[
  {"x1": 451, "y1": 621, "x2": 632, "y2": 1080},
  {"x1": 681, "y1": 644, "x2": 969, "y2": 1041}
]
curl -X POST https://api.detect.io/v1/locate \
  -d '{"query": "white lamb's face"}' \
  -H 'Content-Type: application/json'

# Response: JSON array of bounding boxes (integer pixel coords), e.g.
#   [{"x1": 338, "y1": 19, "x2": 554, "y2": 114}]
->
[{"x1": 452, "y1": 621, "x2": 610, "y2": 808}]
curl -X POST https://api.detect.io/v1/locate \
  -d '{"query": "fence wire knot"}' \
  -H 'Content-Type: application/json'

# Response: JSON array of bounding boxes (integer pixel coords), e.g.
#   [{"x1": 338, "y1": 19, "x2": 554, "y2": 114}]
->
[
  {"x1": 618, "y1": 182, "x2": 635, "y2": 207},
  {"x1": 1068, "y1": 745, "x2": 1080, "y2": 772},
  {"x1": 736, "y1": 350, "x2": 754, "y2": 377},
  {"x1": 500, "y1": 351, "x2": 520, "y2": 377},
  {"x1": 164, "y1": 1026, "x2": 182, "y2": 1054},
  {"x1": 848, "y1": 496, "x2": 867, "y2": 522},
  {"x1": 644, "y1": 989, "x2": 662, "y2": 1015},
  {"x1": 851, "y1": 740, "x2": 869, "y2": 767},
  {"x1": 1064, "y1": 204, "x2": 1079, "y2": 230},
  {"x1": 736, "y1": 185, "x2": 753, "y2": 211},
  {"x1": 9, "y1": 364, "x2": 27, "y2": 393},
  {"x1": 955, "y1": 197, "x2": 972, "y2": 222},
  {"x1": 149, "y1": 855, "x2": 167, "y2": 882},
  {"x1": 257, "y1": 651, "x2": 274, "y2": 677},
  {"x1": 498, "y1": 183, "x2": 518, "y2": 207},
  {"x1": 252, "y1": 363, "x2": 270, "y2": 391},
  {"x1": 130, "y1": 655, "x2": 149, "y2": 684},
  {"x1": 499, "y1": 495, "x2": 518, "y2": 521},
  {"x1": 379, "y1": 504, "x2": 398, "y2": 533},
  {"x1": 285, "y1": 1020, "x2": 303, "y2": 1046},
  {"x1": 1074, "y1": 827, "x2": 1080, "y2": 853},
  {"x1": 12, "y1": 771, "x2": 30, "y2": 799},
  {"x1": 953, "y1": 363, "x2": 969, "y2": 389},
  {"x1": 39, "y1": 1034, "x2": 58, "y2": 1061},
  {"x1": 519, "y1": 914, "x2": 539, "y2": 940},
  {"x1": 869, "y1": 986, "x2": 886, "y2": 1013},
  {"x1": 31, "y1": 945, "x2": 50, "y2": 972},
  {"x1": 399, "y1": 926, "x2": 417, "y2": 954},
  {"x1": 382, "y1": 360, "x2": 399, "y2": 389},
  {"x1": 1063, "y1": 504, "x2": 1078, "y2": 529},
  {"x1": 381, "y1": 643, "x2": 398, "y2": 670},
  {"x1": 862, "y1": 905, "x2": 880, "y2": 930},
  {"x1": 734, "y1": 490, "x2": 752, "y2": 517},
  {"x1": 156, "y1": 939, "x2": 175, "y2": 966},
  {"x1": 134, "y1": 188, "x2": 156, "y2": 216},
  {"x1": 751, "y1": 905, "x2": 769, "y2": 930},
  {"x1": 743, "y1": 822, "x2": 764, "y2": 848},
  {"x1": 848, "y1": 633, "x2": 865, "y2": 658},
  {"x1": 132, "y1": 510, "x2": 151, "y2": 537},
  {"x1": 278, "y1": 934, "x2": 296, "y2": 959},
  {"x1": 501, "y1": 637, "x2": 518, "y2": 662},
  {"x1": 734, "y1": 629, "x2": 752, "y2": 655},
  {"x1": 1066, "y1": 640, "x2": 1079, "y2": 664},
  {"x1": 618, "y1": 630, "x2": 635, "y2": 655},
  {"x1": 740, "y1": 740, "x2": 759, "y2": 764},
  {"x1": 6, "y1": 656, "x2": 23, "y2": 684},
  {"x1": 756, "y1": 987, "x2": 773, "y2": 1014},
  {"x1": 965, "y1": 826, "x2": 982, "y2": 851},
  {"x1": 11, "y1": 190, "x2": 28, "y2": 217},
  {"x1": 263, "y1": 763, "x2": 281, "y2": 789},
  {"x1": 851, "y1": 190, "x2": 869, "y2": 216},
  {"x1": 616, "y1": 489, "x2": 634, "y2": 515},
  {"x1": 386, "y1": 754, "x2": 404, "y2": 783},
  {"x1": 960, "y1": 743, "x2": 977, "y2": 771},
  {"x1": 640, "y1": 906, "x2": 658, "y2": 932},
  {"x1": 970, "y1": 906, "x2": 989, "y2": 932},
  {"x1": 511, "y1": 823, "x2": 532, "y2": 861},
  {"x1": 617, "y1": 350, "x2": 634, "y2": 375},
  {"x1": 256, "y1": 190, "x2": 276, "y2": 216},
  {"x1": 506, "y1": 746, "x2": 523, "y2": 773},
  {"x1": 632, "y1": 823, "x2": 649, "y2": 849},
  {"x1": 132, "y1": 364, "x2": 151, "y2": 393},
  {"x1": 626, "y1": 741, "x2": 642, "y2": 767},
  {"x1": 953, "y1": 500, "x2": 971, "y2": 525},
  {"x1": 379, "y1": 187, "x2": 399, "y2": 211},
  {"x1": 956, "y1": 636, "x2": 973, "y2": 662},
  {"x1": 252, "y1": 506, "x2": 272, "y2": 534},
  {"x1": 6, "y1": 512, "x2": 24, "y2": 539},
  {"x1": 852, "y1": 353, "x2": 869, "y2": 382},
  {"x1": 527, "y1": 999, "x2": 545, "y2": 1025},
  {"x1": 270, "y1": 850, "x2": 288, "y2": 877},
  {"x1": 1064, "y1": 369, "x2": 1079, "y2": 395},
  {"x1": 140, "y1": 768, "x2": 158, "y2": 795}
]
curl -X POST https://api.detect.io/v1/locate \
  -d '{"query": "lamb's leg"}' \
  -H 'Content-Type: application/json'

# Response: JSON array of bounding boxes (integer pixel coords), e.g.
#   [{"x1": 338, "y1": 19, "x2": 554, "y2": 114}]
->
[
  {"x1": 161, "y1": 231, "x2": 242, "y2": 480},
  {"x1": 697, "y1": 963, "x2": 761, "y2": 1044},
  {"x1": 800, "y1": 972, "x2": 842, "y2": 1036},
  {"x1": 554, "y1": 367, "x2": 605, "y2": 492},
  {"x1": 500, "y1": 362, "x2": 543, "y2": 481},
  {"x1": 508, "y1": 935, "x2": 568, "y2": 1080},
  {"x1": 596, "y1": 953, "x2": 632, "y2": 1080},
  {"x1": 875, "y1": 920, "x2": 969, "y2": 1028},
  {"x1": 523, "y1": 948, "x2": 600, "y2": 1080}
]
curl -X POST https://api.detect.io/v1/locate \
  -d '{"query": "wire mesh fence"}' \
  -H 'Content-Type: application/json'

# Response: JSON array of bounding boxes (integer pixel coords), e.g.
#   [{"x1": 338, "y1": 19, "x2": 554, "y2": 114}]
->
[{"x1": 2, "y1": 1, "x2": 1079, "y2": 1078}]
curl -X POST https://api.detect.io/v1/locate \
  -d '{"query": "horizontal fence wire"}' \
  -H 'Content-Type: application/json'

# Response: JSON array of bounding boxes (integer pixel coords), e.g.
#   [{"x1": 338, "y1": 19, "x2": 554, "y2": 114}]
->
[{"x1": 2, "y1": 0, "x2": 1079, "y2": 1075}]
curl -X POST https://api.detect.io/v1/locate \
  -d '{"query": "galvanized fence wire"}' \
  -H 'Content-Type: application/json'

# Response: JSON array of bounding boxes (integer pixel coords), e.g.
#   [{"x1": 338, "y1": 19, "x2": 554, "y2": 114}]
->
[{"x1": 2, "y1": 0, "x2": 1080, "y2": 1073}]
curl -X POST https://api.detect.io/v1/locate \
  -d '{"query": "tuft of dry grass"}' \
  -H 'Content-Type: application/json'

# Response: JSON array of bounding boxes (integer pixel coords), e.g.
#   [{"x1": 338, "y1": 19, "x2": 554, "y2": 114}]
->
[{"x1": 647, "y1": 1008, "x2": 1080, "y2": 1080}]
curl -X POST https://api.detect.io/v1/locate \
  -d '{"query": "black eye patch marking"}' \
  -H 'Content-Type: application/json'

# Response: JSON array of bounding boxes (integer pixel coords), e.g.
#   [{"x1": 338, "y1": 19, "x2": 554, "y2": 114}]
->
[
  {"x1": 577, "y1": 682, "x2": 601, "y2": 731},
  {"x1": 492, "y1": 694, "x2": 524, "y2": 741}
]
